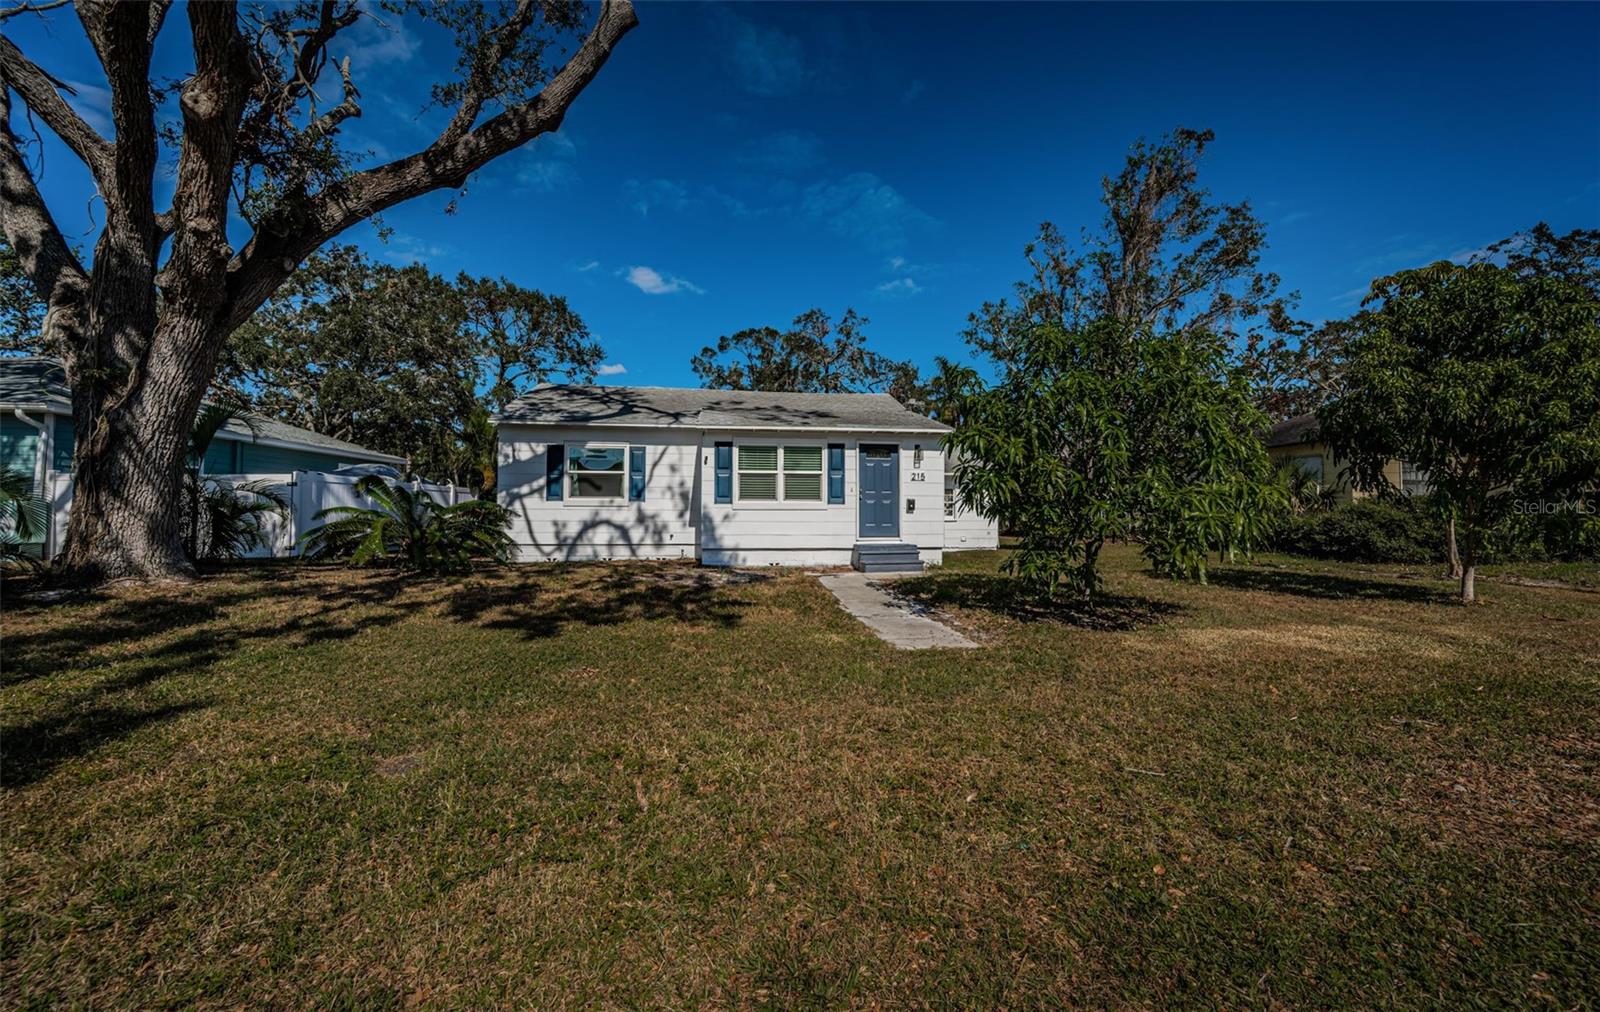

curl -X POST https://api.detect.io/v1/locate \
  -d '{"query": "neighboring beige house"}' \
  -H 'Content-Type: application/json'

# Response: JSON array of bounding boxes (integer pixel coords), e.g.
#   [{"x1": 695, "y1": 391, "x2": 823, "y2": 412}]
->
[{"x1": 1266, "y1": 411, "x2": 1428, "y2": 503}]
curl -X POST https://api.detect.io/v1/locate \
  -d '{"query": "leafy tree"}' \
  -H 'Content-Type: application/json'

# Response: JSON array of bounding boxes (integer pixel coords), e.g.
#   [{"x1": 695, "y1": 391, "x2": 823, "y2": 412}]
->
[
  {"x1": 969, "y1": 128, "x2": 1293, "y2": 357},
  {"x1": 0, "y1": 0, "x2": 638, "y2": 583},
  {"x1": 0, "y1": 464, "x2": 48, "y2": 565},
  {"x1": 1241, "y1": 314, "x2": 1361, "y2": 422},
  {"x1": 923, "y1": 355, "x2": 983, "y2": 427},
  {"x1": 182, "y1": 406, "x2": 288, "y2": 563},
  {"x1": 299, "y1": 475, "x2": 514, "y2": 574},
  {"x1": 948, "y1": 319, "x2": 1285, "y2": 599},
  {"x1": 222, "y1": 246, "x2": 599, "y2": 490},
  {"x1": 1319, "y1": 262, "x2": 1600, "y2": 603},
  {"x1": 0, "y1": 235, "x2": 45, "y2": 356},
  {"x1": 692, "y1": 308, "x2": 923, "y2": 404},
  {"x1": 460, "y1": 275, "x2": 599, "y2": 409},
  {"x1": 1475, "y1": 223, "x2": 1600, "y2": 298}
]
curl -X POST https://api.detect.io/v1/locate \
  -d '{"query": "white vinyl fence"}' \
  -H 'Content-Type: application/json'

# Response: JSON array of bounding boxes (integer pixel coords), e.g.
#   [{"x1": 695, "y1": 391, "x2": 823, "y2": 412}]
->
[{"x1": 36, "y1": 470, "x2": 474, "y2": 561}]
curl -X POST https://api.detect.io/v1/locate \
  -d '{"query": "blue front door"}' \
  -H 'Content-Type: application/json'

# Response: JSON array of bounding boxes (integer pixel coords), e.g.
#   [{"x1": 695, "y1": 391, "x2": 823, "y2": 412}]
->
[{"x1": 858, "y1": 444, "x2": 899, "y2": 538}]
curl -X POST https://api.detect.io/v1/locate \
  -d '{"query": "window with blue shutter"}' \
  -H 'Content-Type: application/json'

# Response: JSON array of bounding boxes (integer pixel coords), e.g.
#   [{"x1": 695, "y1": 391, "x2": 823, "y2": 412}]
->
[
  {"x1": 827, "y1": 443, "x2": 845, "y2": 503},
  {"x1": 714, "y1": 442, "x2": 732, "y2": 503},
  {"x1": 628, "y1": 445, "x2": 646, "y2": 501},
  {"x1": 545, "y1": 443, "x2": 564, "y2": 500}
]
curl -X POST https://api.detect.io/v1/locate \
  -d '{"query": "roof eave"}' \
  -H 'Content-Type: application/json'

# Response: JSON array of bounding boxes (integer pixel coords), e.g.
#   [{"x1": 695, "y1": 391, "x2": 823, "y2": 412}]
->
[{"x1": 493, "y1": 417, "x2": 950, "y2": 435}]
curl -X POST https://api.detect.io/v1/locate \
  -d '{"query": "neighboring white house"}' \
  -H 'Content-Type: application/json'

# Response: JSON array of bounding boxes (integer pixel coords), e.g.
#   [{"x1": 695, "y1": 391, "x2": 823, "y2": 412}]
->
[
  {"x1": 0, "y1": 356, "x2": 411, "y2": 559},
  {"x1": 494, "y1": 384, "x2": 998, "y2": 571}
]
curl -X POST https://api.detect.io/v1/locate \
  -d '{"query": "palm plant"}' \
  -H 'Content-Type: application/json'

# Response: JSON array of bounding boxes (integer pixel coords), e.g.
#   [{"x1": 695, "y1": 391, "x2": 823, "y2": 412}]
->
[
  {"x1": 183, "y1": 405, "x2": 289, "y2": 562},
  {"x1": 1278, "y1": 461, "x2": 1338, "y2": 515},
  {"x1": 0, "y1": 465, "x2": 49, "y2": 565},
  {"x1": 299, "y1": 475, "x2": 513, "y2": 573}
]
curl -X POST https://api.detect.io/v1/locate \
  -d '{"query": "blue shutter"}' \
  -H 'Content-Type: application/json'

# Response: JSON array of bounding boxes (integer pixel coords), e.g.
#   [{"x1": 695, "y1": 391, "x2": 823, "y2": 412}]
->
[
  {"x1": 714, "y1": 442, "x2": 732, "y2": 503},
  {"x1": 827, "y1": 443, "x2": 845, "y2": 503},
  {"x1": 546, "y1": 444, "x2": 564, "y2": 501},
  {"x1": 628, "y1": 445, "x2": 646, "y2": 501}
]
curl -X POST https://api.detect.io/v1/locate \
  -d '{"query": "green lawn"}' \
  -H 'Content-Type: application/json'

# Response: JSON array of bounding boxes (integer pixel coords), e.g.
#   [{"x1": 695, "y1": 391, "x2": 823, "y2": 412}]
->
[{"x1": 3, "y1": 548, "x2": 1597, "y2": 1006}]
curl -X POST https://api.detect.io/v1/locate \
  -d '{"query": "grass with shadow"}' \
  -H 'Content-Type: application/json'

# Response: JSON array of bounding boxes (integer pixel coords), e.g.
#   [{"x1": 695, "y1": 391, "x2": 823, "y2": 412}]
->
[{"x1": 2, "y1": 546, "x2": 1597, "y2": 1006}]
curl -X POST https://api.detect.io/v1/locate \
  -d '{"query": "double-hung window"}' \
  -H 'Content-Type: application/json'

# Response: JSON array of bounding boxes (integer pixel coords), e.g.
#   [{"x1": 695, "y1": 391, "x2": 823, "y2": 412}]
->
[
  {"x1": 736, "y1": 444, "x2": 823, "y2": 502},
  {"x1": 567, "y1": 444, "x2": 627, "y2": 500},
  {"x1": 1401, "y1": 460, "x2": 1430, "y2": 497}
]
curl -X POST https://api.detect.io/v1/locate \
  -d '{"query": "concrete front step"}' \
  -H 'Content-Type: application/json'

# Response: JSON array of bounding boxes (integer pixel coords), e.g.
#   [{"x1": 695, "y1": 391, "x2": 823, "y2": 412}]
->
[{"x1": 851, "y1": 542, "x2": 923, "y2": 573}]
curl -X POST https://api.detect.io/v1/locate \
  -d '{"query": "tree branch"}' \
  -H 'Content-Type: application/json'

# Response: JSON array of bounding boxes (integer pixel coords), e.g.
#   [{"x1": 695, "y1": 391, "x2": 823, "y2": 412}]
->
[
  {"x1": 0, "y1": 86, "x2": 89, "y2": 361},
  {"x1": 0, "y1": 0, "x2": 71, "y2": 21},
  {"x1": 0, "y1": 34, "x2": 115, "y2": 182},
  {"x1": 302, "y1": 56, "x2": 359, "y2": 143},
  {"x1": 435, "y1": 0, "x2": 539, "y2": 148},
  {"x1": 223, "y1": 0, "x2": 638, "y2": 333}
]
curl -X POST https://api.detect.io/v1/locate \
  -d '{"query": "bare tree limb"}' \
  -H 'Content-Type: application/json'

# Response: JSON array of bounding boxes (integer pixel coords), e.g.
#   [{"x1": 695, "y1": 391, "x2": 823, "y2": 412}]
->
[
  {"x1": 0, "y1": 0, "x2": 71, "y2": 22},
  {"x1": 0, "y1": 34, "x2": 115, "y2": 182},
  {"x1": 75, "y1": 0, "x2": 161, "y2": 256},
  {"x1": 223, "y1": 0, "x2": 638, "y2": 332},
  {"x1": 0, "y1": 86, "x2": 89, "y2": 364},
  {"x1": 303, "y1": 56, "x2": 359, "y2": 143}
]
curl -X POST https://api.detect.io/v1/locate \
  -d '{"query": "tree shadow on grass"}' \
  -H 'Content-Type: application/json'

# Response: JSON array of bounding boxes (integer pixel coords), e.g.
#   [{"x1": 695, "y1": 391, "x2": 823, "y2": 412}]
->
[
  {"x1": 1207, "y1": 567, "x2": 1457, "y2": 604},
  {"x1": 444, "y1": 563, "x2": 758, "y2": 639},
  {"x1": 2, "y1": 562, "x2": 762, "y2": 784},
  {"x1": 1, "y1": 569, "x2": 422, "y2": 689},
  {"x1": 2, "y1": 569, "x2": 427, "y2": 786},
  {"x1": 893, "y1": 573, "x2": 1180, "y2": 632},
  {"x1": 1, "y1": 700, "x2": 211, "y2": 789}
]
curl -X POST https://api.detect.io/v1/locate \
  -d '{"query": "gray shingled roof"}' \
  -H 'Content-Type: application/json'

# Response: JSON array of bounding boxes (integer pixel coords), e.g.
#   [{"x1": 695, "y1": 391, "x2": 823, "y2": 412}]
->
[
  {"x1": 1266, "y1": 411, "x2": 1321, "y2": 448},
  {"x1": 0, "y1": 357, "x2": 404, "y2": 463},
  {"x1": 494, "y1": 383, "x2": 950, "y2": 433}
]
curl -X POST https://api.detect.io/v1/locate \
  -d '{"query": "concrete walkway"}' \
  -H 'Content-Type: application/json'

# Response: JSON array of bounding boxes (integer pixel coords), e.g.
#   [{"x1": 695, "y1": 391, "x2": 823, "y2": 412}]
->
[{"x1": 817, "y1": 573, "x2": 979, "y2": 650}]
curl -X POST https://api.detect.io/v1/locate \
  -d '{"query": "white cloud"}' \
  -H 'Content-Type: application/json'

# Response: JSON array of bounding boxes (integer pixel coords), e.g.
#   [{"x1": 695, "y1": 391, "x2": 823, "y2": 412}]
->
[
  {"x1": 377, "y1": 231, "x2": 453, "y2": 265},
  {"x1": 61, "y1": 80, "x2": 112, "y2": 136},
  {"x1": 738, "y1": 130, "x2": 825, "y2": 173},
  {"x1": 595, "y1": 362, "x2": 628, "y2": 376},
  {"x1": 801, "y1": 173, "x2": 936, "y2": 251},
  {"x1": 712, "y1": 8, "x2": 807, "y2": 97},
  {"x1": 875, "y1": 277, "x2": 921, "y2": 296},
  {"x1": 517, "y1": 131, "x2": 579, "y2": 192},
  {"x1": 341, "y1": 4, "x2": 421, "y2": 74},
  {"x1": 622, "y1": 178, "x2": 691, "y2": 215},
  {"x1": 576, "y1": 260, "x2": 601, "y2": 272},
  {"x1": 624, "y1": 265, "x2": 704, "y2": 296}
]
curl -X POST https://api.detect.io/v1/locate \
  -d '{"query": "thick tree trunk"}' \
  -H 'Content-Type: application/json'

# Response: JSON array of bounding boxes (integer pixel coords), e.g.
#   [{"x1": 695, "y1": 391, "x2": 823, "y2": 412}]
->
[
  {"x1": 62, "y1": 318, "x2": 224, "y2": 583},
  {"x1": 1460, "y1": 564, "x2": 1476, "y2": 604}
]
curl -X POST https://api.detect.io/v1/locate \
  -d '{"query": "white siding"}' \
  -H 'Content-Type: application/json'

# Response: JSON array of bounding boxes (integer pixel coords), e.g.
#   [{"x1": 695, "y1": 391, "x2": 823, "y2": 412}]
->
[
  {"x1": 698, "y1": 432, "x2": 944, "y2": 567},
  {"x1": 499, "y1": 425, "x2": 948, "y2": 566},
  {"x1": 941, "y1": 446, "x2": 999, "y2": 552},
  {"x1": 498, "y1": 424, "x2": 702, "y2": 561},
  {"x1": 942, "y1": 477, "x2": 1000, "y2": 551}
]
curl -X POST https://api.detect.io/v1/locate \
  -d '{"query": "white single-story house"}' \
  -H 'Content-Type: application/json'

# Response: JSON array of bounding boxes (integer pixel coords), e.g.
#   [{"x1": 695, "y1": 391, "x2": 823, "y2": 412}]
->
[
  {"x1": 494, "y1": 384, "x2": 998, "y2": 571},
  {"x1": 1, "y1": 356, "x2": 408, "y2": 558}
]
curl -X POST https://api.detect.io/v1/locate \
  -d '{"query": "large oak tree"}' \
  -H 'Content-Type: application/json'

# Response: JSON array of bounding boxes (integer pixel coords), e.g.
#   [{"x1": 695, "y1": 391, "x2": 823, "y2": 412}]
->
[{"x1": 0, "y1": 0, "x2": 637, "y2": 582}]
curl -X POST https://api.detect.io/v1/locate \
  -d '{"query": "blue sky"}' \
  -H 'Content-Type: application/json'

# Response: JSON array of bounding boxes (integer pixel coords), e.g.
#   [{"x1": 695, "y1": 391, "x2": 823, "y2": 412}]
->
[{"x1": 11, "y1": 1, "x2": 1599, "y2": 387}]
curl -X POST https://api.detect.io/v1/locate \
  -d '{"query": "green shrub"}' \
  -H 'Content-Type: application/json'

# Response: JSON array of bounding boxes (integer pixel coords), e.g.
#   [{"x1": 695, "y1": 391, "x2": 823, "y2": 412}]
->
[
  {"x1": 1485, "y1": 496, "x2": 1600, "y2": 563},
  {"x1": 1273, "y1": 498, "x2": 1443, "y2": 563},
  {"x1": 299, "y1": 476, "x2": 514, "y2": 574}
]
